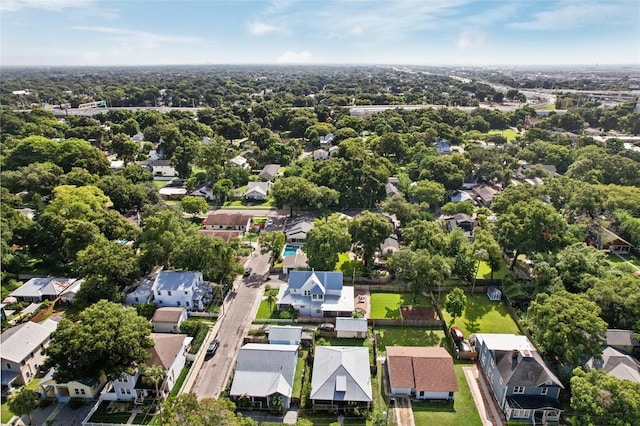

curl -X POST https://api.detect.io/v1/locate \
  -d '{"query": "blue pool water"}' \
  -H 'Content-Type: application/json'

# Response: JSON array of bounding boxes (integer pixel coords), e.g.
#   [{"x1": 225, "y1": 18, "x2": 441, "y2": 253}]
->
[{"x1": 283, "y1": 245, "x2": 300, "y2": 257}]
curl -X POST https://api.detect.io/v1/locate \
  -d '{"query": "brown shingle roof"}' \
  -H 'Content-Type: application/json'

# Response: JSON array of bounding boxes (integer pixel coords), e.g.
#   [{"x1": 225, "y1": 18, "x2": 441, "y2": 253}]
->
[
  {"x1": 148, "y1": 333, "x2": 188, "y2": 369},
  {"x1": 151, "y1": 307, "x2": 185, "y2": 324},
  {"x1": 202, "y1": 213, "x2": 251, "y2": 227},
  {"x1": 386, "y1": 346, "x2": 458, "y2": 393}
]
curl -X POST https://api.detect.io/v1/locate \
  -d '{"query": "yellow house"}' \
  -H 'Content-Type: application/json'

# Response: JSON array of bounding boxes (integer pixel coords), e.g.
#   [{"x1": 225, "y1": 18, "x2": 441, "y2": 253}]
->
[{"x1": 39, "y1": 369, "x2": 107, "y2": 402}]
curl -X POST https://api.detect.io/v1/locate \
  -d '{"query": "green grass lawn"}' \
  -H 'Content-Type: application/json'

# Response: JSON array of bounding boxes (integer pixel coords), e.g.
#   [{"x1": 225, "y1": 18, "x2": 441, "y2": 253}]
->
[
  {"x1": 153, "y1": 180, "x2": 166, "y2": 188},
  {"x1": 534, "y1": 103, "x2": 556, "y2": 111},
  {"x1": 1, "y1": 399, "x2": 15, "y2": 424},
  {"x1": 488, "y1": 128, "x2": 519, "y2": 142},
  {"x1": 375, "y1": 326, "x2": 446, "y2": 355},
  {"x1": 412, "y1": 363, "x2": 483, "y2": 426},
  {"x1": 608, "y1": 253, "x2": 640, "y2": 268},
  {"x1": 370, "y1": 291, "x2": 432, "y2": 319},
  {"x1": 335, "y1": 252, "x2": 351, "y2": 272},
  {"x1": 475, "y1": 260, "x2": 507, "y2": 280},
  {"x1": 439, "y1": 293, "x2": 520, "y2": 337},
  {"x1": 292, "y1": 350, "x2": 308, "y2": 399},
  {"x1": 255, "y1": 288, "x2": 279, "y2": 319}
]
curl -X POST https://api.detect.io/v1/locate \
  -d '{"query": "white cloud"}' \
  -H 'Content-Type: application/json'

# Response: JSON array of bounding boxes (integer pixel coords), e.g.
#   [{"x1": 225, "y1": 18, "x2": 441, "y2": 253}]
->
[
  {"x1": 69, "y1": 26, "x2": 203, "y2": 45},
  {"x1": 1, "y1": 0, "x2": 91, "y2": 12},
  {"x1": 457, "y1": 30, "x2": 487, "y2": 50},
  {"x1": 508, "y1": 1, "x2": 631, "y2": 30},
  {"x1": 247, "y1": 21, "x2": 280, "y2": 36},
  {"x1": 350, "y1": 25, "x2": 363, "y2": 36},
  {"x1": 277, "y1": 50, "x2": 313, "y2": 63}
]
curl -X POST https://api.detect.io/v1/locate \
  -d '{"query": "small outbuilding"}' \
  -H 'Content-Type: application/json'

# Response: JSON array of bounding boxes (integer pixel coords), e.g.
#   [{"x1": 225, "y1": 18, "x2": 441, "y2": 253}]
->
[{"x1": 336, "y1": 318, "x2": 367, "y2": 339}]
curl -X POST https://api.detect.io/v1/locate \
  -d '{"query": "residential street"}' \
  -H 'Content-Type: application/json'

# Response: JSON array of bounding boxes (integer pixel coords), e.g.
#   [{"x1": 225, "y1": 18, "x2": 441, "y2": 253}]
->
[{"x1": 189, "y1": 245, "x2": 272, "y2": 398}]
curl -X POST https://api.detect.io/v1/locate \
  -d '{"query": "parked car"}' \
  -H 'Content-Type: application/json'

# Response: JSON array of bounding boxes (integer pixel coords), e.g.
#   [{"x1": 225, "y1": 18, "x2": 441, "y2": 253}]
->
[
  {"x1": 243, "y1": 267, "x2": 252, "y2": 277},
  {"x1": 206, "y1": 339, "x2": 220, "y2": 358},
  {"x1": 450, "y1": 326, "x2": 464, "y2": 342},
  {"x1": 457, "y1": 339, "x2": 471, "y2": 353},
  {"x1": 319, "y1": 323, "x2": 335, "y2": 331}
]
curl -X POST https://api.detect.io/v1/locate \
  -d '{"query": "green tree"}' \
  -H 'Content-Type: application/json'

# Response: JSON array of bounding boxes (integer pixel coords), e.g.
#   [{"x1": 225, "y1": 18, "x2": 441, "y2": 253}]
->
[
  {"x1": 407, "y1": 179, "x2": 445, "y2": 208},
  {"x1": 110, "y1": 133, "x2": 140, "y2": 165},
  {"x1": 587, "y1": 275, "x2": 640, "y2": 331},
  {"x1": 138, "y1": 210, "x2": 196, "y2": 269},
  {"x1": 403, "y1": 219, "x2": 447, "y2": 253},
  {"x1": 444, "y1": 288, "x2": 467, "y2": 325},
  {"x1": 389, "y1": 248, "x2": 450, "y2": 302},
  {"x1": 181, "y1": 196, "x2": 209, "y2": 217},
  {"x1": 213, "y1": 178, "x2": 234, "y2": 205},
  {"x1": 379, "y1": 194, "x2": 422, "y2": 226},
  {"x1": 73, "y1": 239, "x2": 140, "y2": 290},
  {"x1": 162, "y1": 393, "x2": 256, "y2": 426},
  {"x1": 259, "y1": 231, "x2": 286, "y2": 261},
  {"x1": 271, "y1": 176, "x2": 315, "y2": 216},
  {"x1": 170, "y1": 234, "x2": 240, "y2": 283},
  {"x1": 303, "y1": 215, "x2": 352, "y2": 271},
  {"x1": 45, "y1": 300, "x2": 153, "y2": 382},
  {"x1": 472, "y1": 228, "x2": 502, "y2": 280},
  {"x1": 527, "y1": 291, "x2": 607, "y2": 367},
  {"x1": 570, "y1": 367, "x2": 640, "y2": 426},
  {"x1": 45, "y1": 185, "x2": 112, "y2": 220},
  {"x1": 143, "y1": 365, "x2": 166, "y2": 425},
  {"x1": 349, "y1": 211, "x2": 392, "y2": 270},
  {"x1": 7, "y1": 388, "x2": 39, "y2": 425},
  {"x1": 74, "y1": 275, "x2": 123, "y2": 308}
]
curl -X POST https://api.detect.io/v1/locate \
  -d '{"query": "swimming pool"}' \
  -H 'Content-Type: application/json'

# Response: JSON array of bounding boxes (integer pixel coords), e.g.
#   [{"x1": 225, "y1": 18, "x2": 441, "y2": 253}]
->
[{"x1": 282, "y1": 244, "x2": 300, "y2": 257}]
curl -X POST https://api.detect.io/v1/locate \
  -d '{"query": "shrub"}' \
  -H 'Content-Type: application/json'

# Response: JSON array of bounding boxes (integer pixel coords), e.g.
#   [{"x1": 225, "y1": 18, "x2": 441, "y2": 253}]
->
[{"x1": 179, "y1": 319, "x2": 198, "y2": 335}]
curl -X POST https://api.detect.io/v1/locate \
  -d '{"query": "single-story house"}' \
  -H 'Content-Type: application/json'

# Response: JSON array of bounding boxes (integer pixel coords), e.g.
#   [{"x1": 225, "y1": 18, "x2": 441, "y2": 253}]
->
[
  {"x1": 282, "y1": 251, "x2": 309, "y2": 275},
  {"x1": 203, "y1": 213, "x2": 252, "y2": 233},
  {"x1": 585, "y1": 346, "x2": 640, "y2": 383},
  {"x1": 313, "y1": 149, "x2": 330, "y2": 161},
  {"x1": 152, "y1": 307, "x2": 188, "y2": 333},
  {"x1": 59, "y1": 279, "x2": 83, "y2": 304},
  {"x1": 258, "y1": 164, "x2": 281, "y2": 181},
  {"x1": 450, "y1": 190, "x2": 473, "y2": 203},
  {"x1": 158, "y1": 186, "x2": 187, "y2": 200},
  {"x1": 586, "y1": 225, "x2": 633, "y2": 254},
  {"x1": 152, "y1": 271, "x2": 212, "y2": 311},
  {"x1": 230, "y1": 343, "x2": 298, "y2": 409},
  {"x1": 605, "y1": 329, "x2": 640, "y2": 353},
  {"x1": 386, "y1": 346, "x2": 458, "y2": 401},
  {"x1": 276, "y1": 271, "x2": 354, "y2": 318},
  {"x1": 151, "y1": 160, "x2": 176, "y2": 177},
  {"x1": 1, "y1": 319, "x2": 58, "y2": 392},
  {"x1": 268, "y1": 326, "x2": 302, "y2": 346},
  {"x1": 40, "y1": 369, "x2": 107, "y2": 402},
  {"x1": 245, "y1": 181, "x2": 273, "y2": 201},
  {"x1": 9, "y1": 277, "x2": 79, "y2": 302},
  {"x1": 125, "y1": 279, "x2": 154, "y2": 306},
  {"x1": 386, "y1": 183, "x2": 401, "y2": 198},
  {"x1": 190, "y1": 182, "x2": 215, "y2": 201},
  {"x1": 380, "y1": 234, "x2": 399, "y2": 256},
  {"x1": 434, "y1": 140, "x2": 451, "y2": 155},
  {"x1": 284, "y1": 219, "x2": 314, "y2": 244},
  {"x1": 472, "y1": 184, "x2": 500, "y2": 207},
  {"x1": 310, "y1": 346, "x2": 372, "y2": 410},
  {"x1": 336, "y1": 318, "x2": 367, "y2": 338},
  {"x1": 229, "y1": 155, "x2": 249, "y2": 169}
]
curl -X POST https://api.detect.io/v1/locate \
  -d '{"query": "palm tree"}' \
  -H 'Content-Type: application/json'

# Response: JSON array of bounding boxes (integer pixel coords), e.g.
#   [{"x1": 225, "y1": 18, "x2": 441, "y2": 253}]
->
[
  {"x1": 143, "y1": 365, "x2": 166, "y2": 425},
  {"x1": 266, "y1": 292, "x2": 277, "y2": 316}
]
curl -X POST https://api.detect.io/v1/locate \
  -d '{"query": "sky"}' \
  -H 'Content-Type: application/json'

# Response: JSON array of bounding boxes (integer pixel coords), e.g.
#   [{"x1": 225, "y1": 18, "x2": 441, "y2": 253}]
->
[{"x1": 1, "y1": 0, "x2": 639, "y2": 67}]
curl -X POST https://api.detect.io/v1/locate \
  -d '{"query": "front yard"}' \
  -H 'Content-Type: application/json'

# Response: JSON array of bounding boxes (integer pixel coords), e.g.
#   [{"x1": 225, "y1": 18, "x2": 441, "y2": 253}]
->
[
  {"x1": 370, "y1": 291, "x2": 431, "y2": 319},
  {"x1": 439, "y1": 293, "x2": 520, "y2": 337},
  {"x1": 255, "y1": 288, "x2": 280, "y2": 319}
]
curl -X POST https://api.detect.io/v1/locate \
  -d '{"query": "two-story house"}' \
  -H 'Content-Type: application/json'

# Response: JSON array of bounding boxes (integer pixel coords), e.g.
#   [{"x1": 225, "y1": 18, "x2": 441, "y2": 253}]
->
[
  {"x1": 151, "y1": 159, "x2": 176, "y2": 177},
  {"x1": 152, "y1": 271, "x2": 212, "y2": 311},
  {"x1": 276, "y1": 271, "x2": 354, "y2": 318},
  {"x1": 473, "y1": 334, "x2": 564, "y2": 424},
  {"x1": 1, "y1": 319, "x2": 58, "y2": 392}
]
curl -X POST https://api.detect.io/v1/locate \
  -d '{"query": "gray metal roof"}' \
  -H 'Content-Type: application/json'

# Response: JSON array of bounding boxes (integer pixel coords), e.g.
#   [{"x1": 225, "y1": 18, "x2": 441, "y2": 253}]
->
[
  {"x1": 152, "y1": 271, "x2": 203, "y2": 292},
  {"x1": 310, "y1": 346, "x2": 372, "y2": 402},
  {"x1": 10, "y1": 277, "x2": 77, "y2": 299},
  {"x1": 230, "y1": 344, "x2": 298, "y2": 398},
  {"x1": 288, "y1": 271, "x2": 343, "y2": 291},
  {"x1": 268, "y1": 326, "x2": 302, "y2": 344},
  {"x1": 0, "y1": 319, "x2": 58, "y2": 363},
  {"x1": 336, "y1": 318, "x2": 367, "y2": 333}
]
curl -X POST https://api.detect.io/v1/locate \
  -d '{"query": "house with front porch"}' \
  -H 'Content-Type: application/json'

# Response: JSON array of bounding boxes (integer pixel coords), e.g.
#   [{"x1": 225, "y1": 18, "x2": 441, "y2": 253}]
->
[
  {"x1": 474, "y1": 334, "x2": 564, "y2": 424},
  {"x1": 276, "y1": 271, "x2": 354, "y2": 318},
  {"x1": 39, "y1": 370, "x2": 107, "y2": 402}
]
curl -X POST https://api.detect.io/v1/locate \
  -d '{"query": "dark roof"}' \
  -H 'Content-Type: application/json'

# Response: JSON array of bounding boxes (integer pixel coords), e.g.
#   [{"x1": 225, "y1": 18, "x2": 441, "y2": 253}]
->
[
  {"x1": 203, "y1": 213, "x2": 252, "y2": 227},
  {"x1": 151, "y1": 160, "x2": 172, "y2": 167},
  {"x1": 506, "y1": 395, "x2": 562, "y2": 410},
  {"x1": 258, "y1": 164, "x2": 280, "y2": 179},
  {"x1": 495, "y1": 350, "x2": 564, "y2": 388}
]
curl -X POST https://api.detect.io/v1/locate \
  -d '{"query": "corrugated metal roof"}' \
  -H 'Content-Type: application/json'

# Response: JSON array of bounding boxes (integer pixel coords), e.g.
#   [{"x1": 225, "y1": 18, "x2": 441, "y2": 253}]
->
[
  {"x1": 268, "y1": 326, "x2": 302, "y2": 344},
  {"x1": 230, "y1": 344, "x2": 298, "y2": 398},
  {"x1": 310, "y1": 346, "x2": 372, "y2": 402},
  {"x1": 336, "y1": 318, "x2": 367, "y2": 332},
  {"x1": 152, "y1": 271, "x2": 203, "y2": 292},
  {"x1": 0, "y1": 319, "x2": 58, "y2": 363}
]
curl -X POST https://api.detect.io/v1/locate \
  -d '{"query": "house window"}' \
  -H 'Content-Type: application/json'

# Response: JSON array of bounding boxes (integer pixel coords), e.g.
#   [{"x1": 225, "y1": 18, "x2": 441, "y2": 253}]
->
[
  {"x1": 304, "y1": 290, "x2": 310, "y2": 296},
  {"x1": 541, "y1": 387, "x2": 548, "y2": 395},
  {"x1": 177, "y1": 301, "x2": 181, "y2": 306},
  {"x1": 6, "y1": 363, "x2": 11, "y2": 369},
  {"x1": 120, "y1": 389, "x2": 126, "y2": 394},
  {"x1": 186, "y1": 301, "x2": 189, "y2": 307},
  {"x1": 135, "y1": 297, "x2": 139, "y2": 302},
  {"x1": 119, "y1": 377, "x2": 128, "y2": 383},
  {"x1": 513, "y1": 386, "x2": 525, "y2": 394},
  {"x1": 185, "y1": 291, "x2": 188, "y2": 295},
  {"x1": 20, "y1": 361, "x2": 25, "y2": 366},
  {"x1": 26, "y1": 371, "x2": 30, "y2": 378},
  {"x1": 157, "y1": 291, "x2": 162, "y2": 296},
  {"x1": 75, "y1": 389, "x2": 81, "y2": 395},
  {"x1": 81, "y1": 389, "x2": 86, "y2": 395},
  {"x1": 168, "y1": 291, "x2": 172, "y2": 296},
  {"x1": 126, "y1": 389, "x2": 131, "y2": 394}
]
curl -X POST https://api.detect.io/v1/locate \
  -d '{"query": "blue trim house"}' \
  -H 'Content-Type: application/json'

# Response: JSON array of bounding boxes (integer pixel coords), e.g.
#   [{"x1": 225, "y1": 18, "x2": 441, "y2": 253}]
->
[
  {"x1": 474, "y1": 334, "x2": 564, "y2": 424},
  {"x1": 276, "y1": 271, "x2": 354, "y2": 318}
]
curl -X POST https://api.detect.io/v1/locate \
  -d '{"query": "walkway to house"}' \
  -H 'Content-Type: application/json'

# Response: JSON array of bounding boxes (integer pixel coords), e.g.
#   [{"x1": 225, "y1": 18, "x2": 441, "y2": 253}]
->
[
  {"x1": 393, "y1": 396, "x2": 416, "y2": 426},
  {"x1": 614, "y1": 253, "x2": 640, "y2": 272},
  {"x1": 463, "y1": 366, "x2": 506, "y2": 426}
]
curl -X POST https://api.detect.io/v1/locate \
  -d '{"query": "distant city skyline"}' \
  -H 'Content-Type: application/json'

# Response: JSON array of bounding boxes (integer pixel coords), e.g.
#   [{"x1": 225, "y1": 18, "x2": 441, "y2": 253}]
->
[{"x1": 1, "y1": 0, "x2": 638, "y2": 67}]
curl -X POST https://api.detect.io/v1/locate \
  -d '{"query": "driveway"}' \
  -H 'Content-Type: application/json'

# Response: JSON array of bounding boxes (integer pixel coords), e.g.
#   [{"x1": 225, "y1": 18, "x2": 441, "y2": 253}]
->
[
  {"x1": 463, "y1": 366, "x2": 506, "y2": 426},
  {"x1": 189, "y1": 247, "x2": 272, "y2": 398},
  {"x1": 393, "y1": 396, "x2": 416, "y2": 426}
]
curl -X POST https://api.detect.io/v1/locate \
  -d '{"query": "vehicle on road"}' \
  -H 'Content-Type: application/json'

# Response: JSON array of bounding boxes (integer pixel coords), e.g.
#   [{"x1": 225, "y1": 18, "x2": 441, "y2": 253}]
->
[
  {"x1": 206, "y1": 339, "x2": 220, "y2": 358},
  {"x1": 243, "y1": 267, "x2": 252, "y2": 277}
]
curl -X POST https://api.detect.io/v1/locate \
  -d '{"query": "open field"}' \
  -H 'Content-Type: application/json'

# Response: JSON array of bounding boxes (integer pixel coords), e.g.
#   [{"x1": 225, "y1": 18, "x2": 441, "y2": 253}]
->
[{"x1": 439, "y1": 293, "x2": 520, "y2": 337}]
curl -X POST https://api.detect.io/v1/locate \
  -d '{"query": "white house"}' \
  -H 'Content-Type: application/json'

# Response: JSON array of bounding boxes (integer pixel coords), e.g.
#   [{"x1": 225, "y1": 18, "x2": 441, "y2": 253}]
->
[
  {"x1": 319, "y1": 133, "x2": 334, "y2": 149},
  {"x1": 276, "y1": 271, "x2": 354, "y2": 318},
  {"x1": 152, "y1": 307, "x2": 188, "y2": 333},
  {"x1": 9, "y1": 277, "x2": 79, "y2": 302},
  {"x1": 125, "y1": 279, "x2": 154, "y2": 306},
  {"x1": 244, "y1": 181, "x2": 273, "y2": 201},
  {"x1": 152, "y1": 271, "x2": 212, "y2": 311},
  {"x1": 229, "y1": 155, "x2": 249, "y2": 169},
  {"x1": 310, "y1": 346, "x2": 372, "y2": 410},
  {"x1": 268, "y1": 326, "x2": 302, "y2": 346},
  {"x1": 151, "y1": 160, "x2": 176, "y2": 177},
  {"x1": 1, "y1": 319, "x2": 58, "y2": 392},
  {"x1": 202, "y1": 213, "x2": 252, "y2": 233},
  {"x1": 39, "y1": 370, "x2": 107, "y2": 402},
  {"x1": 230, "y1": 343, "x2": 298, "y2": 409},
  {"x1": 336, "y1": 318, "x2": 367, "y2": 339},
  {"x1": 386, "y1": 346, "x2": 458, "y2": 401},
  {"x1": 284, "y1": 219, "x2": 314, "y2": 244},
  {"x1": 100, "y1": 333, "x2": 192, "y2": 402}
]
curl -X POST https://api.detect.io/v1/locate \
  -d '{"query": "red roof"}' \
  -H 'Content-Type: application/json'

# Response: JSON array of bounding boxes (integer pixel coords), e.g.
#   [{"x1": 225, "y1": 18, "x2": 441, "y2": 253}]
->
[
  {"x1": 202, "y1": 213, "x2": 251, "y2": 227},
  {"x1": 386, "y1": 346, "x2": 458, "y2": 393}
]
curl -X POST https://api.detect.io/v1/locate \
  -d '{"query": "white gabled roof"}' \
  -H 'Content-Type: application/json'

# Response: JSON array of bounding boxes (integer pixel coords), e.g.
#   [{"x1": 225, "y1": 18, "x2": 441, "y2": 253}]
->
[
  {"x1": 336, "y1": 318, "x2": 367, "y2": 333},
  {"x1": 0, "y1": 319, "x2": 58, "y2": 363},
  {"x1": 311, "y1": 346, "x2": 372, "y2": 402}
]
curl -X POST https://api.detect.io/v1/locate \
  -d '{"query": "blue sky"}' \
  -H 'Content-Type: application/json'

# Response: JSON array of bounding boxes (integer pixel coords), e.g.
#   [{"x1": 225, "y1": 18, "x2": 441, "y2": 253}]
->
[{"x1": 1, "y1": 0, "x2": 638, "y2": 66}]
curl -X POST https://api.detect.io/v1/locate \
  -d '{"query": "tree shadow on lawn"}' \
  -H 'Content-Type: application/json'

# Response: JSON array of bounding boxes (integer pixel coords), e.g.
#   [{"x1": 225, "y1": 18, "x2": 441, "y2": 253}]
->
[
  {"x1": 384, "y1": 306, "x2": 401, "y2": 319},
  {"x1": 377, "y1": 329, "x2": 445, "y2": 349},
  {"x1": 461, "y1": 296, "x2": 493, "y2": 334}
]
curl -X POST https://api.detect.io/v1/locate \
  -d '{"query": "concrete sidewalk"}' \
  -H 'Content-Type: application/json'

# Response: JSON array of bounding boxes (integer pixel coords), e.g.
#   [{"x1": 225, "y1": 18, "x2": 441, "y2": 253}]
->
[{"x1": 463, "y1": 366, "x2": 506, "y2": 426}]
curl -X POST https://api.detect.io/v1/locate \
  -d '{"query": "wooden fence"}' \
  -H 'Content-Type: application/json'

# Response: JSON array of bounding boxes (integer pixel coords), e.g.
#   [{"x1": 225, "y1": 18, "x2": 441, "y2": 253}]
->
[{"x1": 368, "y1": 318, "x2": 444, "y2": 327}]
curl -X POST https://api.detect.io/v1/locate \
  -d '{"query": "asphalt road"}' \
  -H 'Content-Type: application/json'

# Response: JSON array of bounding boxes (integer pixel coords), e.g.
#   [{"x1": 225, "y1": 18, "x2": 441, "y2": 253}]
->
[{"x1": 189, "y1": 244, "x2": 272, "y2": 398}]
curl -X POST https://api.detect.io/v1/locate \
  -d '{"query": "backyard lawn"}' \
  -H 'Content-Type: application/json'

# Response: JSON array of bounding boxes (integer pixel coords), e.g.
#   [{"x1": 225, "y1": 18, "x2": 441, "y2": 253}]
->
[
  {"x1": 475, "y1": 260, "x2": 508, "y2": 280},
  {"x1": 439, "y1": 293, "x2": 520, "y2": 337},
  {"x1": 412, "y1": 363, "x2": 483, "y2": 426},
  {"x1": 370, "y1": 291, "x2": 431, "y2": 319},
  {"x1": 255, "y1": 288, "x2": 280, "y2": 319},
  {"x1": 1, "y1": 399, "x2": 14, "y2": 424},
  {"x1": 375, "y1": 326, "x2": 446, "y2": 355},
  {"x1": 487, "y1": 128, "x2": 519, "y2": 142}
]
